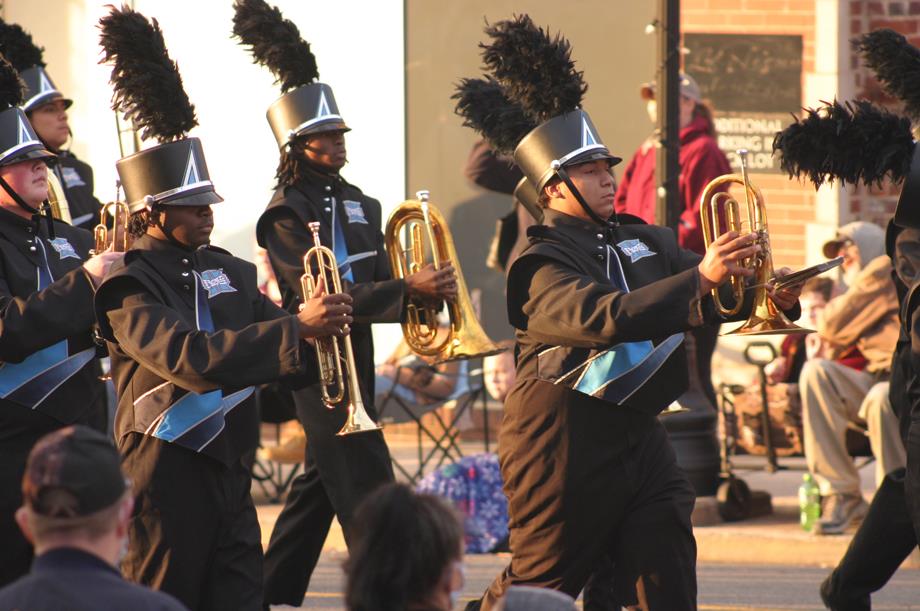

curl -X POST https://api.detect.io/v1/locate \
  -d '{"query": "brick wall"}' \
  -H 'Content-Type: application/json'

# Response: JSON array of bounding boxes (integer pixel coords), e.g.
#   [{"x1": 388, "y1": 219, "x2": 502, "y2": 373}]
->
[
  {"x1": 847, "y1": 1, "x2": 920, "y2": 226},
  {"x1": 683, "y1": 0, "x2": 818, "y2": 268}
]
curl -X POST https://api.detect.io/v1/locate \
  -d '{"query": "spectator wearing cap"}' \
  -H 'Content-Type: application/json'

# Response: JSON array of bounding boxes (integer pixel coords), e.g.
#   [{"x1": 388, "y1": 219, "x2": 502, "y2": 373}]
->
[
  {"x1": 801, "y1": 221, "x2": 903, "y2": 535},
  {"x1": 613, "y1": 72, "x2": 732, "y2": 408},
  {"x1": 0, "y1": 425, "x2": 186, "y2": 610}
]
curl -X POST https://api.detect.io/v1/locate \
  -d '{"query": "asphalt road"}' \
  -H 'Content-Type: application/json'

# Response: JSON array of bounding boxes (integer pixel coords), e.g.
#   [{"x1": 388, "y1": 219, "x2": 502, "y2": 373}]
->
[{"x1": 291, "y1": 552, "x2": 920, "y2": 610}]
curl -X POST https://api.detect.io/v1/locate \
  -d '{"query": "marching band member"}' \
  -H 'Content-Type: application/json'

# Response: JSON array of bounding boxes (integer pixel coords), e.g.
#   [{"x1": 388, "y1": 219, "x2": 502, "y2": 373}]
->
[
  {"x1": 455, "y1": 16, "x2": 801, "y2": 609},
  {"x1": 0, "y1": 54, "x2": 118, "y2": 586},
  {"x1": 0, "y1": 20, "x2": 103, "y2": 228},
  {"x1": 232, "y1": 1, "x2": 457, "y2": 604},
  {"x1": 92, "y1": 8, "x2": 351, "y2": 609}
]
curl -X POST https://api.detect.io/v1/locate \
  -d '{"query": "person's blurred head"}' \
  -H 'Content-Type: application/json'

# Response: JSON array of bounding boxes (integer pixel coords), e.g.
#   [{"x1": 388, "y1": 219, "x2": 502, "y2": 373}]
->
[
  {"x1": 822, "y1": 221, "x2": 886, "y2": 287},
  {"x1": 344, "y1": 483, "x2": 465, "y2": 611},
  {"x1": 0, "y1": 157, "x2": 49, "y2": 215},
  {"x1": 894, "y1": 227, "x2": 920, "y2": 288},
  {"x1": 484, "y1": 341, "x2": 516, "y2": 402},
  {"x1": 27, "y1": 99, "x2": 70, "y2": 153},
  {"x1": 640, "y1": 72, "x2": 714, "y2": 133},
  {"x1": 799, "y1": 276, "x2": 833, "y2": 328},
  {"x1": 15, "y1": 425, "x2": 132, "y2": 568}
]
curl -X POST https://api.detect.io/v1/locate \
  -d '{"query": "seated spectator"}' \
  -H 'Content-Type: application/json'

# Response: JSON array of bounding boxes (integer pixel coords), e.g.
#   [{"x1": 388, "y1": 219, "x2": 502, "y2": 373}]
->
[
  {"x1": 764, "y1": 276, "x2": 834, "y2": 384},
  {"x1": 801, "y1": 221, "x2": 904, "y2": 535},
  {"x1": 344, "y1": 483, "x2": 465, "y2": 611},
  {"x1": 376, "y1": 322, "x2": 461, "y2": 407},
  {"x1": 483, "y1": 340, "x2": 516, "y2": 403},
  {"x1": 0, "y1": 425, "x2": 185, "y2": 610}
]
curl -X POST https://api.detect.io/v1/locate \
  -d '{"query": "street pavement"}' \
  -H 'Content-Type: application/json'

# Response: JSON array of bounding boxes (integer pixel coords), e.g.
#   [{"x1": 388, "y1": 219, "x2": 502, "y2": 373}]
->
[{"x1": 292, "y1": 552, "x2": 920, "y2": 610}]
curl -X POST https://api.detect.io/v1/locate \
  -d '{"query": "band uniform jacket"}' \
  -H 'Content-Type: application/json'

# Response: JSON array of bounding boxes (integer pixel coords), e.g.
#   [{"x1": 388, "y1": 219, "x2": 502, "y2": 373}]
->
[
  {"x1": 0, "y1": 207, "x2": 105, "y2": 585},
  {"x1": 94, "y1": 234, "x2": 312, "y2": 466},
  {"x1": 53, "y1": 152, "x2": 102, "y2": 230},
  {"x1": 256, "y1": 166, "x2": 406, "y2": 408}
]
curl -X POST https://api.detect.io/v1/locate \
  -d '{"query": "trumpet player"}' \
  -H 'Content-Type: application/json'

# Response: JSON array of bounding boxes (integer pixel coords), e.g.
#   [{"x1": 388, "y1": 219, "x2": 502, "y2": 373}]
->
[
  {"x1": 232, "y1": 1, "x2": 456, "y2": 604},
  {"x1": 0, "y1": 54, "x2": 122, "y2": 586},
  {"x1": 91, "y1": 8, "x2": 351, "y2": 609},
  {"x1": 455, "y1": 17, "x2": 804, "y2": 610}
]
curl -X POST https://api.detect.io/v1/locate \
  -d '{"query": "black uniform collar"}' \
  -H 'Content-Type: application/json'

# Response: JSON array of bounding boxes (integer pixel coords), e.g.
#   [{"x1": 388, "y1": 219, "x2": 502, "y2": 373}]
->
[
  {"x1": 0, "y1": 203, "x2": 46, "y2": 236},
  {"x1": 133, "y1": 234, "x2": 201, "y2": 256},
  {"x1": 534, "y1": 209, "x2": 621, "y2": 265},
  {"x1": 32, "y1": 547, "x2": 118, "y2": 576}
]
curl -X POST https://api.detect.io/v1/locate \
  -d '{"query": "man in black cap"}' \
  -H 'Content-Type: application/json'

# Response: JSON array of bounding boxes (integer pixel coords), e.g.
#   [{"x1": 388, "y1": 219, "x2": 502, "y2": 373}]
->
[
  {"x1": 0, "y1": 54, "x2": 121, "y2": 587},
  {"x1": 456, "y1": 17, "x2": 802, "y2": 609},
  {"x1": 232, "y1": 2, "x2": 457, "y2": 605},
  {"x1": 0, "y1": 425, "x2": 186, "y2": 610},
  {"x1": 93, "y1": 8, "x2": 352, "y2": 610},
  {"x1": 0, "y1": 20, "x2": 103, "y2": 229}
]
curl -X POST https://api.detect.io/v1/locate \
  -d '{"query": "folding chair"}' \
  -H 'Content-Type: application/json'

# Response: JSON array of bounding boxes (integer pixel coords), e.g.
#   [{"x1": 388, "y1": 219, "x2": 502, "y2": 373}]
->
[{"x1": 377, "y1": 359, "x2": 487, "y2": 483}]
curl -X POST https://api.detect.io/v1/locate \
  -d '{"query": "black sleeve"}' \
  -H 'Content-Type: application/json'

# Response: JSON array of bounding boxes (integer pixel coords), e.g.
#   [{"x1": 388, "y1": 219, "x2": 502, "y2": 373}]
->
[
  {"x1": 513, "y1": 255, "x2": 704, "y2": 349},
  {"x1": 102, "y1": 277, "x2": 305, "y2": 394},
  {"x1": 0, "y1": 267, "x2": 96, "y2": 362},
  {"x1": 463, "y1": 140, "x2": 524, "y2": 195},
  {"x1": 263, "y1": 210, "x2": 406, "y2": 324}
]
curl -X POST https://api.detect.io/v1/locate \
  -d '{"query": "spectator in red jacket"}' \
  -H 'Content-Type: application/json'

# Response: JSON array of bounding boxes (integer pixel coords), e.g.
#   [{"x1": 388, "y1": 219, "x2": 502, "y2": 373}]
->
[{"x1": 615, "y1": 72, "x2": 732, "y2": 406}]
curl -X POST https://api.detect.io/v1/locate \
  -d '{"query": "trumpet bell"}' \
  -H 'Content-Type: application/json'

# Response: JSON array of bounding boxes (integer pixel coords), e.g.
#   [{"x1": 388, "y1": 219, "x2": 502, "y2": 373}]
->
[
  {"x1": 722, "y1": 301, "x2": 812, "y2": 336},
  {"x1": 337, "y1": 401, "x2": 383, "y2": 436}
]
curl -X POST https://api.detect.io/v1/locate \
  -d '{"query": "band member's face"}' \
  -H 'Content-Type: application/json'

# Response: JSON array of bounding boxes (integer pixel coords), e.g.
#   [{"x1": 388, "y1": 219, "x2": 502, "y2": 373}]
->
[
  {"x1": 0, "y1": 158, "x2": 48, "y2": 211},
  {"x1": 28, "y1": 99, "x2": 70, "y2": 152},
  {"x1": 303, "y1": 130, "x2": 347, "y2": 172},
  {"x1": 158, "y1": 205, "x2": 214, "y2": 249},
  {"x1": 560, "y1": 159, "x2": 617, "y2": 219}
]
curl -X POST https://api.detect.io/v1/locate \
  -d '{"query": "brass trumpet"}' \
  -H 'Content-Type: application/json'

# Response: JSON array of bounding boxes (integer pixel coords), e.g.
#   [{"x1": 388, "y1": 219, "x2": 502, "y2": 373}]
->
[
  {"x1": 93, "y1": 200, "x2": 131, "y2": 253},
  {"x1": 699, "y1": 150, "x2": 809, "y2": 336},
  {"x1": 385, "y1": 190, "x2": 506, "y2": 363},
  {"x1": 301, "y1": 221, "x2": 381, "y2": 436}
]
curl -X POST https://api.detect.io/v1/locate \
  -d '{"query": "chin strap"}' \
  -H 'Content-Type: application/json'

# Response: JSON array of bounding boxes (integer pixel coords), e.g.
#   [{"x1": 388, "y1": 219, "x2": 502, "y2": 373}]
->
[
  {"x1": 551, "y1": 160, "x2": 618, "y2": 229},
  {"x1": 0, "y1": 173, "x2": 56, "y2": 239}
]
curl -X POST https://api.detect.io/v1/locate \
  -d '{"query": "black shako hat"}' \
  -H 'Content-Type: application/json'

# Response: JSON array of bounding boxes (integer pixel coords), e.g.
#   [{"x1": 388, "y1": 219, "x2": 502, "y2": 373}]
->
[
  {"x1": 454, "y1": 15, "x2": 619, "y2": 227},
  {"x1": 23, "y1": 425, "x2": 126, "y2": 519},
  {"x1": 100, "y1": 6, "x2": 222, "y2": 213},
  {"x1": 233, "y1": 0, "x2": 349, "y2": 149},
  {"x1": 514, "y1": 110, "x2": 620, "y2": 192},
  {"x1": 266, "y1": 82, "x2": 349, "y2": 147},
  {"x1": 20, "y1": 66, "x2": 72, "y2": 112},
  {"x1": 0, "y1": 47, "x2": 55, "y2": 166},
  {"x1": 513, "y1": 175, "x2": 543, "y2": 223},
  {"x1": 0, "y1": 20, "x2": 73, "y2": 113}
]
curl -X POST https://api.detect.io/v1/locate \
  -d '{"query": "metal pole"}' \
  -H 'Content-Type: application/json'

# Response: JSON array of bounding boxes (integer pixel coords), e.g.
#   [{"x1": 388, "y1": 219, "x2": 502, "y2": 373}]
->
[{"x1": 655, "y1": 0, "x2": 681, "y2": 232}]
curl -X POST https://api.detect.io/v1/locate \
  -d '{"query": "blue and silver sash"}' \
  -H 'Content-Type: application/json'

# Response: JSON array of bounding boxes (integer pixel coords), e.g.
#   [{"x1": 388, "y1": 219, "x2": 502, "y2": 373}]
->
[
  {"x1": 0, "y1": 240, "x2": 94, "y2": 410},
  {"x1": 142, "y1": 270, "x2": 254, "y2": 453}
]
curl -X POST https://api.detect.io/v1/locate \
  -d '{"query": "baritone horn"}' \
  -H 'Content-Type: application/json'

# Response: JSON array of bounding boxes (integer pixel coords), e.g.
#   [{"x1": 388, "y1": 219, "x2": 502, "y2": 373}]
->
[
  {"x1": 301, "y1": 222, "x2": 381, "y2": 436},
  {"x1": 385, "y1": 190, "x2": 506, "y2": 362},
  {"x1": 46, "y1": 171, "x2": 71, "y2": 223},
  {"x1": 93, "y1": 199, "x2": 131, "y2": 254},
  {"x1": 699, "y1": 149, "x2": 809, "y2": 336}
]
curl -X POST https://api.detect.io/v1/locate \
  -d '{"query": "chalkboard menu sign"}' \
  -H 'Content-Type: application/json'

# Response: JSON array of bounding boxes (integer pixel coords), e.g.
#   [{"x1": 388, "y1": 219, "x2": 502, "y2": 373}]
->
[{"x1": 684, "y1": 33, "x2": 803, "y2": 173}]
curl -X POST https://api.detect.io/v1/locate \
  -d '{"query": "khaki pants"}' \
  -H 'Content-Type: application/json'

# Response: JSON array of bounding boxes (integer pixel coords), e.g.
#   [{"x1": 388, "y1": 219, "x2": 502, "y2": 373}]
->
[{"x1": 800, "y1": 359, "x2": 905, "y2": 496}]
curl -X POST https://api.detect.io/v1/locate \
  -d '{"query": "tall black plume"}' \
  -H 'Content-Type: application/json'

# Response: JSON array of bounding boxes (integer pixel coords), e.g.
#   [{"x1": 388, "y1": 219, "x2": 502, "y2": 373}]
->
[
  {"x1": 99, "y1": 5, "x2": 197, "y2": 143},
  {"x1": 232, "y1": 0, "x2": 318, "y2": 93}
]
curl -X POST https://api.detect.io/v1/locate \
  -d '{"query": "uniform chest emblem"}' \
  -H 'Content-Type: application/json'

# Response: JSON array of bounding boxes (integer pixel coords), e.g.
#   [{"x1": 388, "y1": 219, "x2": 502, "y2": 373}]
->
[
  {"x1": 61, "y1": 167, "x2": 86, "y2": 188},
  {"x1": 616, "y1": 239, "x2": 656, "y2": 263},
  {"x1": 343, "y1": 200, "x2": 368, "y2": 224},
  {"x1": 199, "y1": 269, "x2": 237, "y2": 298},
  {"x1": 48, "y1": 237, "x2": 80, "y2": 260}
]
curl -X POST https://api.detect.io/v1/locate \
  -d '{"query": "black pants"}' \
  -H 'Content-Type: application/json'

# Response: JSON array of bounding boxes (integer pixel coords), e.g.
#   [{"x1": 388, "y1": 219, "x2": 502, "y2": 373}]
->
[
  {"x1": 262, "y1": 386, "x2": 394, "y2": 606},
  {"x1": 470, "y1": 419, "x2": 697, "y2": 610},
  {"x1": 820, "y1": 469, "x2": 917, "y2": 610},
  {"x1": 120, "y1": 435, "x2": 262, "y2": 611},
  {"x1": 906, "y1": 413, "x2": 920, "y2": 559},
  {"x1": 691, "y1": 323, "x2": 720, "y2": 408}
]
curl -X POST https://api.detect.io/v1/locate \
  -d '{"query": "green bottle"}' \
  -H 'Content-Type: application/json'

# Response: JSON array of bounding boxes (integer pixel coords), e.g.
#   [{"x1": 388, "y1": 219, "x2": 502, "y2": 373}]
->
[{"x1": 798, "y1": 473, "x2": 821, "y2": 532}]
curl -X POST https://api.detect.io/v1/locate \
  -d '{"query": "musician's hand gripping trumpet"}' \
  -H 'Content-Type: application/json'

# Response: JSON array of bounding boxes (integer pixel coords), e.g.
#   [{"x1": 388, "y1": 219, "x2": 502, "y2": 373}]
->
[
  {"x1": 699, "y1": 149, "x2": 810, "y2": 336},
  {"x1": 301, "y1": 222, "x2": 381, "y2": 436},
  {"x1": 92, "y1": 199, "x2": 131, "y2": 254}
]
